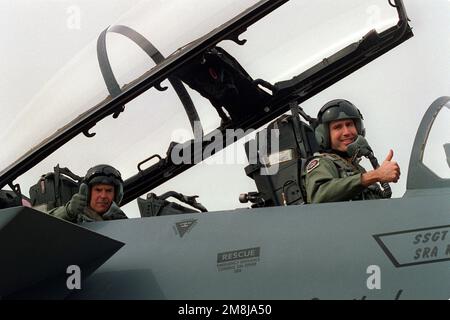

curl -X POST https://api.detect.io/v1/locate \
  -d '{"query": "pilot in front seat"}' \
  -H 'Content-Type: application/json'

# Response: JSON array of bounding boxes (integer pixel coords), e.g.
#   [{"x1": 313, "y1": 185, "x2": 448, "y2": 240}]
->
[{"x1": 48, "y1": 164, "x2": 127, "y2": 223}]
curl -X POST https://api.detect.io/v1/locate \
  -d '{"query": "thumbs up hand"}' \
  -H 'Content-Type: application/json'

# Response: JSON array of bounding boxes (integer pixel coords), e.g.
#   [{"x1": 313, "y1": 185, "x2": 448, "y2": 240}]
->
[
  {"x1": 384, "y1": 149, "x2": 394, "y2": 162},
  {"x1": 377, "y1": 149, "x2": 401, "y2": 183},
  {"x1": 67, "y1": 183, "x2": 89, "y2": 219}
]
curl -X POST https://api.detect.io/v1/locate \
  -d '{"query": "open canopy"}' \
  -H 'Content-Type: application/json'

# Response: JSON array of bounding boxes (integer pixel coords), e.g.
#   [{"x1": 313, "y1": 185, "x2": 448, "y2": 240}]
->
[{"x1": 1, "y1": 0, "x2": 412, "y2": 210}]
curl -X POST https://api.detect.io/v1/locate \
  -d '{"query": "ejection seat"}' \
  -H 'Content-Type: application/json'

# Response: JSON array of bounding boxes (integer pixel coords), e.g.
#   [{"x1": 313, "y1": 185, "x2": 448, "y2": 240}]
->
[
  {"x1": 241, "y1": 110, "x2": 319, "y2": 208},
  {"x1": 29, "y1": 165, "x2": 82, "y2": 212}
]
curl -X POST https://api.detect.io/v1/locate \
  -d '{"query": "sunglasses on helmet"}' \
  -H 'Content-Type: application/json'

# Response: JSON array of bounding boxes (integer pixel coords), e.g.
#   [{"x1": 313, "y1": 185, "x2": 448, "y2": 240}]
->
[{"x1": 318, "y1": 101, "x2": 363, "y2": 123}]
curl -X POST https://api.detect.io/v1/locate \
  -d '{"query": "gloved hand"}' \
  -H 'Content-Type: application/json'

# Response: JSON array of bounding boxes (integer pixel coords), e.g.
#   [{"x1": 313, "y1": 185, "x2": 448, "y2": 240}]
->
[{"x1": 67, "y1": 183, "x2": 88, "y2": 219}]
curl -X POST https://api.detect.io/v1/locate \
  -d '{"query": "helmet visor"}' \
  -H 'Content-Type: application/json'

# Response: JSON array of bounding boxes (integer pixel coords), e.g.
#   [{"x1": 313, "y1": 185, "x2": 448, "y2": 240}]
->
[
  {"x1": 320, "y1": 101, "x2": 362, "y2": 124},
  {"x1": 84, "y1": 166, "x2": 123, "y2": 185}
]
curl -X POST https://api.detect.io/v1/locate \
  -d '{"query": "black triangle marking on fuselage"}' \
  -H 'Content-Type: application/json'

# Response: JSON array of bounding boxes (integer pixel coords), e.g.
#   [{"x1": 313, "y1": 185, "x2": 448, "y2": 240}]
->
[{"x1": 175, "y1": 219, "x2": 198, "y2": 238}]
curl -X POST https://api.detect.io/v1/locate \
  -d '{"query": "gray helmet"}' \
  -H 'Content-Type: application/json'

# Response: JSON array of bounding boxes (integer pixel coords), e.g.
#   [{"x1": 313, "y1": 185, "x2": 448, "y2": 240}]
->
[
  {"x1": 83, "y1": 164, "x2": 123, "y2": 204},
  {"x1": 315, "y1": 99, "x2": 365, "y2": 150}
]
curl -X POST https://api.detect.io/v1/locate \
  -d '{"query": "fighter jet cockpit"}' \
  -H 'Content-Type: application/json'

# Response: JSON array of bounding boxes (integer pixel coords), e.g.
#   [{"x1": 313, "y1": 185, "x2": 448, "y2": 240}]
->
[{"x1": 1, "y1": 0, "x2": 417, "y2": 218}]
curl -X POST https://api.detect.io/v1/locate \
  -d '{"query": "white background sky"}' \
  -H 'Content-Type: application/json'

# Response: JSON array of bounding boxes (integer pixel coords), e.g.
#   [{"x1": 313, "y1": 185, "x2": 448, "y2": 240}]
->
[{"x1": 1, "y1": 0, "x2": 449, "y2": 218}]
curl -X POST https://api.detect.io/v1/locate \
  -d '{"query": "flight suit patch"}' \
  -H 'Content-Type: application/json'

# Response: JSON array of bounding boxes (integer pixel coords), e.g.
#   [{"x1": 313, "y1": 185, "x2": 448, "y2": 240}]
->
[{"x1": 306, "y1": 159, "x2": 320, "y2": 173}]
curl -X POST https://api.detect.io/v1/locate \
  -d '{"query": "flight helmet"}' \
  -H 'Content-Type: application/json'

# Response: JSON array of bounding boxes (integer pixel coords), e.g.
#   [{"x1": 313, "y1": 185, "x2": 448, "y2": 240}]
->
[
  {"x1": 83, "y1": 164, "x2": 124, "y2": 204},
  {"x1": 315, "y1": 99, "x2": 365, "y2": 150}
]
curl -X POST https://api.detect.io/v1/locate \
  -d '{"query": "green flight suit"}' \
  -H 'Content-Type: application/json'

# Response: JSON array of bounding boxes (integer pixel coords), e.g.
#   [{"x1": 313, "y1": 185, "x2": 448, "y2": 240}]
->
[
  {"x1": 48, "y1": 201, "x2": 127, "y2": 223},
  {"x1": 305, "y1": 152, "x2": 382, "y2": 203}
]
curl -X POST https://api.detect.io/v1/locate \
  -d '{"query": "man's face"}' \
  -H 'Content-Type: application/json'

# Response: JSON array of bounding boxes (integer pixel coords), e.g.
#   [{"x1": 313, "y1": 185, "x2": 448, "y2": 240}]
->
[
  {"x1": 329, "y1": 119, "x2": 358, "y2": 152},
  {"x1": 89, "y1": 184, "x2": 115, "y2": 214}
]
